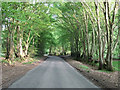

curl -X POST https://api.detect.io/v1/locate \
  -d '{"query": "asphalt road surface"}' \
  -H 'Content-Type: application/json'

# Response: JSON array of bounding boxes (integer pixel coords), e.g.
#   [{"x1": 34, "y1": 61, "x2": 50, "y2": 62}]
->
[{"x1": 9, "y1": 56, "x2": 99, "y2": 88}]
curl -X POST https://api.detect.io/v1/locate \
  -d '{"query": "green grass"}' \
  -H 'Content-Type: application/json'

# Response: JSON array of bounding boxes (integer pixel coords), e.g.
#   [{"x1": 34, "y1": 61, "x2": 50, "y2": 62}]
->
[
  {"x1": 22, "y1": 61, "x2": 33, "y2": 64},
  {"x1": 0, "y1": 56, "x2": 40, "y2": 65},
  {"x1": 96, "y1": 63, "x2": 99, "y2": 66},
  {"x1": 14, "y1": 58, "x2": 23, "y2": 62},
  {"x1": 22, "y1": 57, "x2": 39, "y2": 64},
  {"x1": 112, "y1": 60, "x2": 120, "y2": 71},
  {"x1": 98, "y1": 69, "x2": 112, "y2": 73},
  {"x1": 95, "y1": 60, "x2": 120, "y2": 71},
  {"x1": 1, "y1": 53, "x2": 5, "y2": 57},
  {"x1": 79, "y1": 65, "x2": 89, "y2": 70},
  {"x1": 1, "y1": 60, "x2": 8, "y2": 63}
]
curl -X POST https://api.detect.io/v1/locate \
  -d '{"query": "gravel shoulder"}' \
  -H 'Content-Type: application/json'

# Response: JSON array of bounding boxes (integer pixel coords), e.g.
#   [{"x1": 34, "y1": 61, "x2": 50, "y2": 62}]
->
[
  {"x1": 65, "y1": 57, "x2": 119, "y2": 89},
  {"x1": 1, "y1": 56, "x2": 47, "y2": 88}
]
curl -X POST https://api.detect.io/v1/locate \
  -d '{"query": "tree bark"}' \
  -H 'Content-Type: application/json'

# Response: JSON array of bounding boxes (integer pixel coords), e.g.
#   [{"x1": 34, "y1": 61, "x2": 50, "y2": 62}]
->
[
  {"x1": 105, "y1": 1, "x2": 116, "y2": 71},
  {"x1": 83, "y1": 11, "x2": 90, "y2": 60},
  {"x1": 6, "y1": 24, "x2": 10, "y2": 59},
  {"x1": 24, "y1": 31, "x2": 33, "y2": 57},
  {"x1": 95, "y1": 1, "x2": 103, "y2": 70},
  {"x1": 90, "y1": 29, "x2": 95, "y2": 57},
  {"x1": 9, "y1": 28, "x2": 15, "y2": 61}
]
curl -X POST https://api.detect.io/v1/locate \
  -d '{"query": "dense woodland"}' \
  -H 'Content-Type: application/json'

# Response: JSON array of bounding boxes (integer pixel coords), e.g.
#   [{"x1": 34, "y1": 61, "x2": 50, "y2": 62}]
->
[{"x1": 1, "y1": 1, "x2": 120, "y2": 71}]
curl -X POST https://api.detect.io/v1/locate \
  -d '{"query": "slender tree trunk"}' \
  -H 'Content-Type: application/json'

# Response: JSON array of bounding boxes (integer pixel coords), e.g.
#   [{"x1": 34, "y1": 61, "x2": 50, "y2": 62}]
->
[
  {"x1": 83, "y1": 11, "x2": 90, "y2": 60},
  {"x1": 112, "y1": 30, "x2": 120, "y2": 51},
  {"x1": 70, "y1": 35, "x2": 74, "y2": 56},
  {"x1": 62, "y1": 44, "x2": 65, "y2": 55},
  {"x1": 107, "y1": 25, "x2": 113, "y2": 70},
  {"x1": 49, "y1": 45, "x2": 52, "y2": 55},
  {"x1": 6, "y1": 34, "x2": 10, "y2": 59},
  {"x1": 103, "y1": 1, "x2": 109, "y2": 66},
  {"x1": 90, "y1": 29, "x2": 95, "y2": 56},
  {"x1": 95, "y1": 1, "x2": 103, "y2": 70},
  {"x1": 24, "y1": 31, "x2": 33, "y2": 57},
  {"x1": 19, "y1": 27, "x2": 24, "y2": 58},
  {"x1": 6, "y1": 24, "x2": 10, "y2": 59},
  {"x1": 19, "y1": 34, "x2": 23, "y2": 57},
  {"x1": 83, "y1": 30, "x2": 86, "y2": 57},
  {"x1": 7, "y1": 18, "x2": 15, "y2": 62},
  {"x1": 16, "y1": 25, "x2": 20, "y2": 57},
  {"x1": 25, "y1": 44, "x2": 28, "y2": 57},
  {"x1": 75, "y1": 31, "x2": 79, "y2": 59},
  {"x1": 104, "y1": 1, "x2": 116, "y2": 71},
  {"x1": 102, "y1": 35, "x2": 106, "y2": 60},
  {"x1": 9, "y1": 29, "x2": 15, "y2": 61}
]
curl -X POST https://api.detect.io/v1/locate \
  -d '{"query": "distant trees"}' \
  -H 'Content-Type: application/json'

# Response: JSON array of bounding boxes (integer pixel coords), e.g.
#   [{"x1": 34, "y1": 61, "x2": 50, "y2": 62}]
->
[
  {"x1": 55, "y1": 1, "x2": 119, "y2": 71},
  {"x1": 2, "y1": 2, "x2": 55, "y2": 61}
]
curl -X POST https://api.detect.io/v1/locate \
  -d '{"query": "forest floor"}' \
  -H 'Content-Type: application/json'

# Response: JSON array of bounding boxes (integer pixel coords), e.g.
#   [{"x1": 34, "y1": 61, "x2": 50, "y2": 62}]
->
[
  {"x1": 1, "y1": 56, "x2": 47, "y2": 88},
  {"x1": 64, "y1": 57, "x2": 119, "y2": 88}
]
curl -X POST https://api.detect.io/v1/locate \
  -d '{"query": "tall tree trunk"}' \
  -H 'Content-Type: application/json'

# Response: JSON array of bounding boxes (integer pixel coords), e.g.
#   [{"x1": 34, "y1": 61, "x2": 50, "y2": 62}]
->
[
  {"x1": 107, "y1": 24, "x2": 113, "y2": 70},
  {"x1": 7, "y1": 18, "x2": 15, "y2": 62},
  {"x1": 83, "y1": 11, "x2": 90, "y2": 60},
  {"x1": 90, "y1": 29, "x2": 95, "y2": 57},
  {"x1": 95, "y1": 1, "x2": 103, "y2": 70},
  {"x1": 75, "y1": 31, "x2": 79, "y2": 59},
  {"x1": 16, "y1": 25, "x2": 20, "y2": 57},
  {"x1": 24, "y1": 31, "x2": 33, "y2": 57},
  {"x1": 102, "y1": 35, "x2": 106, "y2": 61},
  {"x1": 107, "y1": 1, "x2": 117, "y2": 71},
  {"x1": 104, "y1": 1, "x2": 116, "y2": 71},
  {"x1": 103, "y1": 1, "x2": 109, "y2": 66},
  {"x1": 83, "y1": 30, "x2": 86, "y2": 57},
  {"x1": 62, "y1": 44, "x2": 65, "y2": 55},
  {"x1": 49, "y1": 46, "x2": 52, "y2": 55},
  {"x1": 6, "y1": 24, "x2": 10, "y2": 59},
  {"x1": 9, "y1": 30, "x2": 15, "y2": 61},
  {"x1": 19, "y1": 26, "x2": 24, "y2": 58},
  {"x1": 70, "y1": 35, "x2": 74, "y2": 57}
]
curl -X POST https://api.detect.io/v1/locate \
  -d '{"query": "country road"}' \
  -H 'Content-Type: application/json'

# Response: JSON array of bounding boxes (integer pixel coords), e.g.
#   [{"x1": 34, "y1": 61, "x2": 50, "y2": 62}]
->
[{"x1": 9, "y1": 56, "x2": 99, "y2": 88}]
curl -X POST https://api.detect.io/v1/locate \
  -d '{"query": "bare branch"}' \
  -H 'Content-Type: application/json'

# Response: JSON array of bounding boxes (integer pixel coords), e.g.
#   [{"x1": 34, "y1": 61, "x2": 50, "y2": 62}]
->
[
  {"x1": 82, "y1": 2, "x2": 97, "y2": 22},
  {"x1": 112, "y1": 29, "x2": 120, "y2": 51},
  {"x1": 112, "y1": 2, "x2": 117, "y2": 24}
]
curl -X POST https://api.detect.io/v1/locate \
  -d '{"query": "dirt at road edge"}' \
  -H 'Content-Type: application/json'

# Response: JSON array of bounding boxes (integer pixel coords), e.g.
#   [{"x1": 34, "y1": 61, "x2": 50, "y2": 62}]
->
[
  {"x1": 1, "y1": 56, "x2": 47, "y2": 89},
  {"x1": 65, "y1": 58, "x2": 119, "y2": 89}
]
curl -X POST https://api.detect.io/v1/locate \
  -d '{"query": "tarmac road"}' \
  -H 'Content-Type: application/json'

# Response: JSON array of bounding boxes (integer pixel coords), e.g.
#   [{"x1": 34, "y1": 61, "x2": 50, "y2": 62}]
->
[{"x1": 9, "y1": 56, "x2": 98, "y2": 88}]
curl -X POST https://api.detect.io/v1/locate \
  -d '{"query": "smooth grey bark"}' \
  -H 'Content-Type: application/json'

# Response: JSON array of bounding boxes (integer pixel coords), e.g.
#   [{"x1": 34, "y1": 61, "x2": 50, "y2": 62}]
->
[{"x1": 95, "y1": 1, "x2": 103, "y2": 69}]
